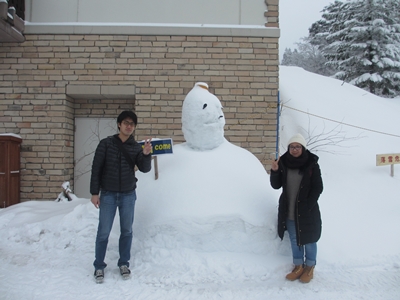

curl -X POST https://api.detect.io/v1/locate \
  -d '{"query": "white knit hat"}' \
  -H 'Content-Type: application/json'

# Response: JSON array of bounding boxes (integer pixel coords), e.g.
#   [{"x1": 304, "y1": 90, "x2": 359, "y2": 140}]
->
[{"x1": 287, "y1": 133, "x2": 307, "y2": 149}]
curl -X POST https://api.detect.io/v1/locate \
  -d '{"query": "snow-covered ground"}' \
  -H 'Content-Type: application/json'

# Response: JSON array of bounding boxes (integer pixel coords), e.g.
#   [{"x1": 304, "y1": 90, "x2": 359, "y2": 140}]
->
[{"x1": 0, "y1": 66, "x2": 399, "y2": 299}]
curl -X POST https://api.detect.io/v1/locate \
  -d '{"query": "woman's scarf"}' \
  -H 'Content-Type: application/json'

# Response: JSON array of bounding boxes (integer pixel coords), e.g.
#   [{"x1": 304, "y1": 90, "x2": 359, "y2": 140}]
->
[{"x1": 282, "y1": 146, "x2": 309, "y2": 170}]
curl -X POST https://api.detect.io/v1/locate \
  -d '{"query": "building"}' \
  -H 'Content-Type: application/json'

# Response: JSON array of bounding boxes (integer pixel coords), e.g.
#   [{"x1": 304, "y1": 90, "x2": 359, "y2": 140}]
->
[{"x1": 0, "y1": 0, "x2": 280, "y2": 202}]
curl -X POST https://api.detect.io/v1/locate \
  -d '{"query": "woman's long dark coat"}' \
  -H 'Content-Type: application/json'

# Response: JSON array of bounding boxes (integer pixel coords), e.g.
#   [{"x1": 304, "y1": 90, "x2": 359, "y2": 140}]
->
[{"x1": 270, "y1": 150, "x2": 323, "y2": 246}]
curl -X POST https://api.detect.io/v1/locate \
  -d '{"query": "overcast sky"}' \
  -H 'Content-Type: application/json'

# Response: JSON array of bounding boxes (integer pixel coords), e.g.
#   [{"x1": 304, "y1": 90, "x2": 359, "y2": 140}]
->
[{"x1": 279, "y1": 0, "x2": 333, "y2": 60}]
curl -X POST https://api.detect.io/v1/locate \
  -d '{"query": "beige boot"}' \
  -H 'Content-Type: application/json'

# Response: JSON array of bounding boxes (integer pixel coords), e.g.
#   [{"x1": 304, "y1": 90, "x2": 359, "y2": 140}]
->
[
  {"x1": 285, "y1": 265, "x2": 304, "y2": 281},
  {"x1": 299, "y1": 265, "x2": 314, "y2": 283}
]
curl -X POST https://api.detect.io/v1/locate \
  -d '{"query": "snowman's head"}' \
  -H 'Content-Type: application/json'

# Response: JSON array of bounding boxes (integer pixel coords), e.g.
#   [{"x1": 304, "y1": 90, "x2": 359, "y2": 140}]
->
[{"x1": 182, "y1": 82, "x2": 225, "y2": 150}]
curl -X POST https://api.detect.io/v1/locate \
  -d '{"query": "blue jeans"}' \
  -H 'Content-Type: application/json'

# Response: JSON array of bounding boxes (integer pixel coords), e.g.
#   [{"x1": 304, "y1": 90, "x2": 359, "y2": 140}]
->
[
  {"x1": 93, "y1": 190, "x2": 136, "y2": 270},
  {"x1": 286, "y1": 219, "x2": 317, "y2": 267}
]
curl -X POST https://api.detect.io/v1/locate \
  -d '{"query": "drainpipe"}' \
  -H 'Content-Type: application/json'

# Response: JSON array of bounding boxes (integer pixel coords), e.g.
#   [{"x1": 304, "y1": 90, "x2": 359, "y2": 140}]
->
[{"x1": 275, "y1": 91, "x2": 280, "y2": 159}]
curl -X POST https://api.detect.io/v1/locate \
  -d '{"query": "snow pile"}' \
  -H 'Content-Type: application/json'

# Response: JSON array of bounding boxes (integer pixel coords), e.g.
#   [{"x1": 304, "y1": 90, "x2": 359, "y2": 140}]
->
[{"x1": 0, "y1": 67, "x2": 399, "y2": 299}]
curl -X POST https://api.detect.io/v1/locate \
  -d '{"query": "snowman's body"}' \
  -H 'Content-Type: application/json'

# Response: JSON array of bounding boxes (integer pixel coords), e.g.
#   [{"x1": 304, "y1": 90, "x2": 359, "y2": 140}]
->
[{"x1": 134, "y1": 83, "x2": 276, "y2": 229}]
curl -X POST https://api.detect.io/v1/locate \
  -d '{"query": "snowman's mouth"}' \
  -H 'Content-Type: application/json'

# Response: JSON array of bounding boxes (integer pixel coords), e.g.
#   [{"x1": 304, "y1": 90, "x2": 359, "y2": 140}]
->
[{"x1": 204, "y1": 116, "x2": 224, "y2": 125}]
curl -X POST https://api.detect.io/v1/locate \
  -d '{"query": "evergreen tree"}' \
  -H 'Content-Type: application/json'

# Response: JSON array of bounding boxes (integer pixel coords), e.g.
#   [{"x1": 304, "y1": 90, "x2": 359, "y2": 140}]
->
[
  {"x1": 310, "y1": 0, "x2": 400, "y2": 97},
  {"x1": 281, "y1": 48, "x2": 294, "y2": 66},
  {"x1": 281, "y1": 39, "x2": 334, "y2": 76},
  {"x1": 295, "y1": 37, "x2": 335, "y2": 76}
]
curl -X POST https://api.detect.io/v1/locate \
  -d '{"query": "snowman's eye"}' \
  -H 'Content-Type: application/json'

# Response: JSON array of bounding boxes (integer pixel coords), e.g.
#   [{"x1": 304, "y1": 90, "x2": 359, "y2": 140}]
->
[{"x1": 203, "y1": 103, "x2": 207, "y2": 109}]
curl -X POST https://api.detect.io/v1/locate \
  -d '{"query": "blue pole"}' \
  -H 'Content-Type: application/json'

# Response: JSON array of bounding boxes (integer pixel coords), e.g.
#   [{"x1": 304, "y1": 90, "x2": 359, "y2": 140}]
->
[{"x1": 275, "y1": 91, "x2": 280, "y2": 159}]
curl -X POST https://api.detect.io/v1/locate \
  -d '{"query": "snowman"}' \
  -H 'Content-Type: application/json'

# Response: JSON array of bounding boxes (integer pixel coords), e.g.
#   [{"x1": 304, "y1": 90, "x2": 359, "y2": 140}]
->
[
  {"x1": 134, "y1": 82, "x2": 277, "y2": 230},
  {"x1": 181, "y1": 82, "x2": 225, "y2": 150}
]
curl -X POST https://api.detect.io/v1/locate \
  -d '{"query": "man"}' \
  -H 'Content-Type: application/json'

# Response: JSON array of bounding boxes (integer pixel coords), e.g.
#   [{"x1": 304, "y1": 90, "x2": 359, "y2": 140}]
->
[{"x1": 90, "y1": 111, "x2": 152, "y2": 283}]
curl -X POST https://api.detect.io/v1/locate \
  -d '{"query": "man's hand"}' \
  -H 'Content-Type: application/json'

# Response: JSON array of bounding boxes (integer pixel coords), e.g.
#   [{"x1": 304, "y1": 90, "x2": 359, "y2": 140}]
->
[
  {"x1": 143, "y1": 138, "x2": 152, "y2": 155},
  {"x1": 91, "y1": 195, "x2": 100, "y2": 208}
]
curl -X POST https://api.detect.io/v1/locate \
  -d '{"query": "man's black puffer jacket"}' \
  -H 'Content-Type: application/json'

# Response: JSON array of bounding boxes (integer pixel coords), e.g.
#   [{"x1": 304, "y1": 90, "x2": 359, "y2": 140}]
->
[{"x1": 90, "y1": 134, "x2": 151, "y2": 195}]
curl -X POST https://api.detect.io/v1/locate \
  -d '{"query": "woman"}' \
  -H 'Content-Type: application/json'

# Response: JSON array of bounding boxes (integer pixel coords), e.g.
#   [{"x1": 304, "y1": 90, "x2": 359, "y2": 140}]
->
[{"x1": 270, "y1": 133, "x2": 323, "y2": 283}]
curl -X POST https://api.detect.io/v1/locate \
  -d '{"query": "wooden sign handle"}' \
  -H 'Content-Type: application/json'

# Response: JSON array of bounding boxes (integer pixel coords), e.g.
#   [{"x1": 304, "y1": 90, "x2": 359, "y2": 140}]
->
[{"x1": 153, "y1": 156, "x2": 159, "y2": 180}]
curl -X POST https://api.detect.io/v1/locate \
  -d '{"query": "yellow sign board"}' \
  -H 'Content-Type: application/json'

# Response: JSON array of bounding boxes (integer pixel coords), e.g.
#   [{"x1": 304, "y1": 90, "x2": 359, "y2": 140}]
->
[{"x1": 376, "y1": 153, "x2": 400, "y2": 166}]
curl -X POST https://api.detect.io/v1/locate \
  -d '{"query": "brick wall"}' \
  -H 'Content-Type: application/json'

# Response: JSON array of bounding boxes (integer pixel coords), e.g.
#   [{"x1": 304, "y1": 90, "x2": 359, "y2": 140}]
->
[
  {"x1": 265, "y1": 0, "x2": 279, "y2": 28},
  {"x1": 0, "y1": 33, "x2": 279, "y2": 202}
]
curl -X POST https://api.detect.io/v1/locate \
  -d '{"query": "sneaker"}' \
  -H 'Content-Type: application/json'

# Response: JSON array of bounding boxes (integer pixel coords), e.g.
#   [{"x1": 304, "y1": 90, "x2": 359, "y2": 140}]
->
[
  {"x1": 94, "y1": 269, "x2": 104, "y2": 284},
  {"x1": 119, "y1": 265, "x2": 131, "y2": 279}
]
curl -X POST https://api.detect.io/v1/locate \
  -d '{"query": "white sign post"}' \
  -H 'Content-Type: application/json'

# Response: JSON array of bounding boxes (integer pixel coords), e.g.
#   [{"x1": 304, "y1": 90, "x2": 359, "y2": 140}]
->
[{"x1": 376, "y1": 153, "x2": 400, "y2": 177}]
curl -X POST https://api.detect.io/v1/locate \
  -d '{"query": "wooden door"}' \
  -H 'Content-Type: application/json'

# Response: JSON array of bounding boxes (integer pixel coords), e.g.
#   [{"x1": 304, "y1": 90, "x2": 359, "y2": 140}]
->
[
  {"x1": 0, "y1": 141, "x2": 6, "y2": 208},
  {"x1": 0, "y1": 135, "x2": 22, "y2": 207}
]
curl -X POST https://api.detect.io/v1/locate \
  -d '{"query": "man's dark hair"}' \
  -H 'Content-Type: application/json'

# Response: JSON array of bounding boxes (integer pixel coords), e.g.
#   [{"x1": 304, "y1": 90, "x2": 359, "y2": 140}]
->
[{"x1": 117, "y1": 111, "x2": 138, "y2": 126}]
